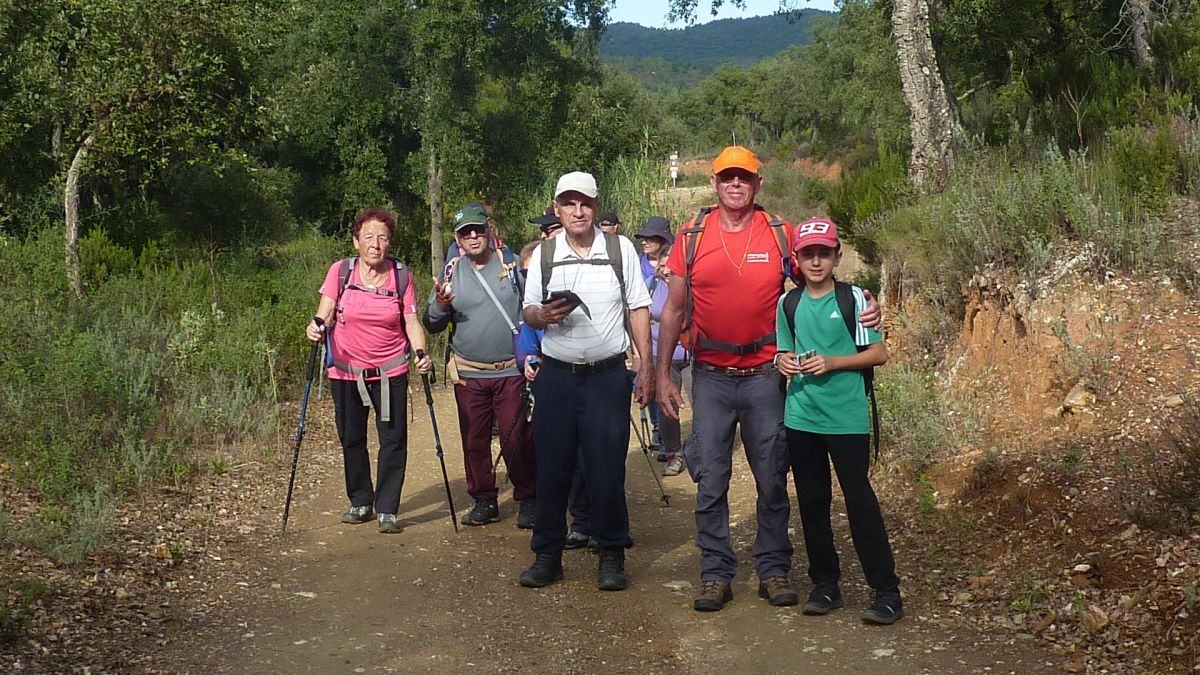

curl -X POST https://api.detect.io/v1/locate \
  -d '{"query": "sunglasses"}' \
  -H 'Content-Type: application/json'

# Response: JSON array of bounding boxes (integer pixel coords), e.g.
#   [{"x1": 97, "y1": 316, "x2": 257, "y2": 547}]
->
[{"x1": 457, "y1": 224, "x2": 488, "y2": 239}]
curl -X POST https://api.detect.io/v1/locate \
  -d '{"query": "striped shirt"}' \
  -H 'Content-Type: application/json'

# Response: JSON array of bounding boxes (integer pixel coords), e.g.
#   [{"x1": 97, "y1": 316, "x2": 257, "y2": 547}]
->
[{"x1": 523, "y1": 229, "x2": 651, "y2": 363}]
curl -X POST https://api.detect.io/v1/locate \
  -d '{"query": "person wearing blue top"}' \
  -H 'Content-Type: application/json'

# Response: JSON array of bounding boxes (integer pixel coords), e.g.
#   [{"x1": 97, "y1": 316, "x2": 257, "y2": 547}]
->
[
  {"x1": 775, "y1": 217, "x2": 901, "y2": 626},
  {"x1": 635, "y1": 216, "x2": 687, "y2": 477}
]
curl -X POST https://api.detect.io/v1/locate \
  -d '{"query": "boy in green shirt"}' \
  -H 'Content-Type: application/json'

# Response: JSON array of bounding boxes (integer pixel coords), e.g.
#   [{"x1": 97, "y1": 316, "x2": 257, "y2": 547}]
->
[{"x1": 774, "y1": 217, "x2": 902, "y2": 625}]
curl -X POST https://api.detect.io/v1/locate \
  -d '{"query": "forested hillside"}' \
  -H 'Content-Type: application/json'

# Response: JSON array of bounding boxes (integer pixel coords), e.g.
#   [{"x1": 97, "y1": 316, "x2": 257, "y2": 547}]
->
[{"x1": 2, "y1": 0, "x2": 1200, "y2": 671}]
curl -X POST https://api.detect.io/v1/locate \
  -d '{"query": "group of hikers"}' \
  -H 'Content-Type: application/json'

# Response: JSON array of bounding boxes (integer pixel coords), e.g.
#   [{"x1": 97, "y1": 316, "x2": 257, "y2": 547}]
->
[{"x1": 304, "y1": 145, "x2": 905, "y2": 625}]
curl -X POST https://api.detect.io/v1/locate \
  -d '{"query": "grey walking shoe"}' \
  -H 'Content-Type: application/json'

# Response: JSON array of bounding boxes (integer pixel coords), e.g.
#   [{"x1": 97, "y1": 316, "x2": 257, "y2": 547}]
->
[
  {"x1": 377, "y1": 513, "x2": 402, "y2": 534},
  {"x1": 662, "y1": 455, "x2": 684, "y2": 476},
  {"x1": 341, "y1": 505, "x2": 373, "y2": 524}
]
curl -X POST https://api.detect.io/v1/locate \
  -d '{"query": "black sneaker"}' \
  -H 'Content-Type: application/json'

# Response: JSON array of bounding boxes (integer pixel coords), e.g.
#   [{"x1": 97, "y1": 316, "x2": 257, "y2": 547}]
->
[
  {"x1": 597, "y1": 548, "x2": 627, "y2": 591},
  {"x1": 862, "y1": 589, "x2": 904, "y2": 625},
  {"x1": 516, "y1": 499, "x2": 536, "y2": 530},
  {"x1": 802, "y1": 583, "x2": 845, "y2": 615},
  {"x1": 519, "y1": 552, "x2": 564, "y2": 588},
  {"x1": 653, "y1": 444, "x2": 667, "y2": 462},
  {"x1": 341, "y1": 505, "x2": 373, "y2": 524},
  {"x1": 461, "y1": 498, "x2": 500, "y2": 526},
  {"x1": 564, "y1": 531, "x2": 590, "y2": 550}
]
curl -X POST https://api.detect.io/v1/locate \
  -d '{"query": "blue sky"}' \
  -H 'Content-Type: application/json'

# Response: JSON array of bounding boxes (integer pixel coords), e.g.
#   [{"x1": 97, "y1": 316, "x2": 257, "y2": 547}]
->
[{"x1": 610, "y1": 0, "x2": 839, "y2": 27}]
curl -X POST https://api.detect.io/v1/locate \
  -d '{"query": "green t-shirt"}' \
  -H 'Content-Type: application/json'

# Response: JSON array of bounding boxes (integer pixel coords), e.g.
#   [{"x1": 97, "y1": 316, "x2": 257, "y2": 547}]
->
[{"x1": 775, "y1": 285, "x2": 881, "y2": 434}]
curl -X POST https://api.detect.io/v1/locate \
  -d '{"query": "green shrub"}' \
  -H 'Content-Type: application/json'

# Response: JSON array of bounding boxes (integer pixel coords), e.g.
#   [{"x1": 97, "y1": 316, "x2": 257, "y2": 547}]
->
[
  {"x1": 876, "y1": 364, "x2": 955, "y2": 473},
  {"x1": 1107, "y1": 124, "x2": 1182, "y2": 215}
]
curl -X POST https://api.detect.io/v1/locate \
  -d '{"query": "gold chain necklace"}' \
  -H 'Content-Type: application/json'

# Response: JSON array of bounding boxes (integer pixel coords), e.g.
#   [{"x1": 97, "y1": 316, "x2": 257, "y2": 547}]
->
[{"x1": 717, "y1": 223, "x2": 755, "y2": 275}]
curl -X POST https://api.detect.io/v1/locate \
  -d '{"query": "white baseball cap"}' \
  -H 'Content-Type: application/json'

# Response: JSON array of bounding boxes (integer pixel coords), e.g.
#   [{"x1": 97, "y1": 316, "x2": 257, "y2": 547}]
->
[{"x1": 554, "y1": 171, "x2": 599, "y2": 200}]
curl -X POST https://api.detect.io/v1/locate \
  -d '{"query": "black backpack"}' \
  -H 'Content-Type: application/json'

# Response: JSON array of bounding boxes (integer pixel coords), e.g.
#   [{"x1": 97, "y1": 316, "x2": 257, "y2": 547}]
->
[{"x1": 781, "y1": 281, "x2": 881, "y2": 461}]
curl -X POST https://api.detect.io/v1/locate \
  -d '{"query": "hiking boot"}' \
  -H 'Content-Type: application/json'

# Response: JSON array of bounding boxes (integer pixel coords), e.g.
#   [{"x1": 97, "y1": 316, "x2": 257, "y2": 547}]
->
[
  {"x1": 461, "y1": 498, "x2": 500, "y2": 526},
  {"x1": 862, "y1": 589, "x2": 904, "y2": 625},
  {"x1": 564, "y1": 530, "x2": 591, "y2": 550},
  {"x1": 802, "y1": 583, "x2": 845, "y2": 615},
  {"x1": 693, "y1": 579, "x2": 733, "y2": 612},
  {"x1": 757, "y1": 575, "x2": 799, "y2": 607},
  {"x1": 653, "y1": 444, "x2": 668, "y2": 462},
  {"x1": 341, "y1": 505, "x2": 373, "y2": 524},
  {"x1": 663, "y1": 455, "x2": 684, "y2": 476},
  {"x1": 516, "y1": 499, "x2": 536, "y2": 530},
  {"x1": 519, "y1": 552, "x2": 564, "y2": 588},
  {"x1": 597, "y1": 548, "x2": 628, "y2": 591},
  {"x1": 377, "y1": 513, "x2": 402, "y2": 534}
]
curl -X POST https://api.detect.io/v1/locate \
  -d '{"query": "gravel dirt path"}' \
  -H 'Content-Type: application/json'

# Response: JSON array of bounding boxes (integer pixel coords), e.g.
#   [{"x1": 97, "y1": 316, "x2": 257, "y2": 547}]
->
[{"x1": 161, "y1": 380, "x2": 1061, "y2": 674}]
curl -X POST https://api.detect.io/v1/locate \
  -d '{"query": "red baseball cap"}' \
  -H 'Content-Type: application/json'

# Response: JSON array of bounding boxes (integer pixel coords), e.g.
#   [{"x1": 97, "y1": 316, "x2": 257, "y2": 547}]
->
[{"x1": 792, "y1": 217, "x2": 840, "y2": 251}]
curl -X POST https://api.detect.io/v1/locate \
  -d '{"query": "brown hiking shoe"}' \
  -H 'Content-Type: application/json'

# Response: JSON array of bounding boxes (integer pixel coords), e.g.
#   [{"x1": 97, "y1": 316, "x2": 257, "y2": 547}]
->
[
  {"x1": 757, "y1": 575, "x2": 799, "y2": 607},
  {"x1": 693, "y1": 579, "x2": 733, "y2": 612}
]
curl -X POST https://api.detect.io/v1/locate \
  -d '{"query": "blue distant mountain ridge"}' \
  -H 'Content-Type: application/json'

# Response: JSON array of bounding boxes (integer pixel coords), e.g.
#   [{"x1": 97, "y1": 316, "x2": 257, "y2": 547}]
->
[{"x1": 599, "y1": 11, "x2": 831, "y2": 68}]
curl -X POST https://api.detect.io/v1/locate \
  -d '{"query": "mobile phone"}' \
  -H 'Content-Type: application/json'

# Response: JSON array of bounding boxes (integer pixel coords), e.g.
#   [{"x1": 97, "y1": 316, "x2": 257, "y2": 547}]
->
[
  {"x1": 544, "y1": 289, "x2": 582, "y2": 306},
  {"x1": 799, "y1": 349, "x2": 817, "y2": 361}
]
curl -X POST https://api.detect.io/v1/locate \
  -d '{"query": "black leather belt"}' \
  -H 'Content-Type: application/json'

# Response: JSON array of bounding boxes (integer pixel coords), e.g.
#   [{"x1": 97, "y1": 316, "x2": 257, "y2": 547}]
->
[
  {"x1": 695, "y1": 361, "x2": 768, "y2": 378},
  {"x1": 542, "y1": 354, "x2": 625, "y2": 375}
]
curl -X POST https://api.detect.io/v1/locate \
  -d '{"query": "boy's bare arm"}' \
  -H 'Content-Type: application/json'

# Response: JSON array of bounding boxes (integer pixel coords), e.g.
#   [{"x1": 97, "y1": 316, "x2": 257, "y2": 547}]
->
[{"x1": 798, "y1": 342, "x2": 887, "y2": 376}]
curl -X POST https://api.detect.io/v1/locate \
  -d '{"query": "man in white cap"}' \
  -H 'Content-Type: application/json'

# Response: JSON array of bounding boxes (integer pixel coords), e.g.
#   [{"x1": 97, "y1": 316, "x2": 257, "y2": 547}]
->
[{"x1": 518, "y1": 171, "x2": 654, "y2": 592}]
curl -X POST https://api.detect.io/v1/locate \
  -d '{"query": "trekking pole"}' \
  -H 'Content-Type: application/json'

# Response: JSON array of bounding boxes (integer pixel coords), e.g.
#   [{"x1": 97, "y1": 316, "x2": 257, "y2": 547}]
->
[
  {"x1": 282, "y1": 317, "x2": 323, "y2": 533},
  {"x1": 629, "y1": 412, "x2": 670, "y2": 507},
  {"x1": 416, "y1": 349, "x2": 459, "y2": 533},
  {"x1": 639, "y1": 406, "x2": 655, "y2": 453},
  {"x1": 491, "y1": 385, "x2": 533, "y2": 477}
]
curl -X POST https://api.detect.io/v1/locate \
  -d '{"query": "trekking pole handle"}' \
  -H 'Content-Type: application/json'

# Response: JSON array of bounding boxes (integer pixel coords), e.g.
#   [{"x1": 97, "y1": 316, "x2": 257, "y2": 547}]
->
[
  {"x1": 305, "y1": 317, "x2": 324, "y2": 382},
  {"x1": 414, "y1": 349, "x2": 435, "y2": 403}
]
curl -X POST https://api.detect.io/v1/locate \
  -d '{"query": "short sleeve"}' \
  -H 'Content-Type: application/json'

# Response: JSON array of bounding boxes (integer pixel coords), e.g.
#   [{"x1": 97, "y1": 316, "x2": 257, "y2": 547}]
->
[
  {"x1": 318, "y1": 261, "x2": 342, "y2": 300},
  {"x1": 621, "y1": 236, "x2": 651, "y2": 310},
  {"x1": 852, "y1": 285, "x2": 882, "y2": 346},
  {"x1": 523, "y1": 243, "x2": 544, "y2": 308},
  {"x1": 775, "y1": 295, "x2": 795, "y2": 352}
]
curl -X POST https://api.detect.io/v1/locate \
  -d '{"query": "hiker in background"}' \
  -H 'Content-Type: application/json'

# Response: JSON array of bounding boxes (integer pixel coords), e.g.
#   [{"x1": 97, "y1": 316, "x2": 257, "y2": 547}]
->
[
  {"x1": 423, "y1": 204, "x2": 536, "y2": 529},
  {"x1": 598, "y1": 212, "x2": 621, "y2": 235},
  {"x1": 655, "y1": 146, "x2": 882, "y2": 612},
  {"x1": 305, "y1": 207, "x2": 433, "y2": 534},
  {"x1": 519, "y1": 171, "x2": 653, "y2": 592},
  {"x1": 775, "y1": 217, "x2": 901, "y2": 625},
  {"x1": 530, "y1": 207, "x2": 563, "y2": 240},
  {"x1": 635, "y1": 216, "x2": 687, "y2": 477}
]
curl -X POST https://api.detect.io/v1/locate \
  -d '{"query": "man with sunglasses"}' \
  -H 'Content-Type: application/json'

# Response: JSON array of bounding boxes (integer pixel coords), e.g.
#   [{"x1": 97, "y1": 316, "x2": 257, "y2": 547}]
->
[
  {"x1": 424, "y1": 203, "x2": 536, "y2": 529},
  {"x1": 655, "y1": 146, "x2": 882, "y2": 612}
]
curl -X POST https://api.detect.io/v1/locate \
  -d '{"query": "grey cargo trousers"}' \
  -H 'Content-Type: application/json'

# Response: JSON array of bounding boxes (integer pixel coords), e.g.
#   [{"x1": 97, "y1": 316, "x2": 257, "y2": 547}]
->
[{"x1": 684, "y1": 364, "x2": 793, "y2": 581}]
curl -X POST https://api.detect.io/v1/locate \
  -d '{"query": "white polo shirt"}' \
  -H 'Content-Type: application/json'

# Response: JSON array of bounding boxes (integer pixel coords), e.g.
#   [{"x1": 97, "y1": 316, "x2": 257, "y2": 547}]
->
[{"x1": 523, "y1": 228, "x2": 651, "y2": 364}]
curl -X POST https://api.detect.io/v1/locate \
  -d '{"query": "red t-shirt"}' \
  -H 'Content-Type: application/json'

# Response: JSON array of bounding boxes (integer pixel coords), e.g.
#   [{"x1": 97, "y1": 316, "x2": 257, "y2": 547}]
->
[
  {"x1": 318, "y1": 260, "x2": 418, "y2": 380},
  {"x1": 666, "y1": 209, "x2": 792, "y2": 368}
]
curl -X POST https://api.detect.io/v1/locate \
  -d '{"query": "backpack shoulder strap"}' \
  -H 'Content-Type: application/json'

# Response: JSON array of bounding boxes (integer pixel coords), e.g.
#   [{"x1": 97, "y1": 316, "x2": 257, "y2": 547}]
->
[
  {"x1": 759, "y1": 206, "x2": 793, "y2": 282},
  {"x1": 835, "y1": 280, "x2": 880, "y2": 461},
  {"x1": 389, "y1": 257, "x2": 409, "y2": 299},
  {"x1": 336, "y1": 257, "x2": 355, "y2": 304},
  {"x1": 604, "y1": 232, "x2": 633, "y2": 340},
  {"x1": 540, "y1": 237, "x2": 557, "y2": 302},
  {"x1": 834, "y1": 281, "x2": 858, "y2": 343},
  {"x1": 782, "y1": 287, "x2": 803, "y2": 343}
]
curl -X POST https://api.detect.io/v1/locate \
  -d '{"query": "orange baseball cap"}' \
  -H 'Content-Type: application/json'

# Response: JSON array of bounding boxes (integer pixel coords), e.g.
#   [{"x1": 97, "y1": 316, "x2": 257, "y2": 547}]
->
[{"x1": 712, "y1": 145, "x2": 762, "y2": 175}]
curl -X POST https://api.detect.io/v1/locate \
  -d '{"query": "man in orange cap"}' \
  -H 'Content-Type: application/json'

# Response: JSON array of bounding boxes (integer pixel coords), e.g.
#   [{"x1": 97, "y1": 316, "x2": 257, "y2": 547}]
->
[{"x1": 655, "y1": 145, "x2": 881, "y2": 612}]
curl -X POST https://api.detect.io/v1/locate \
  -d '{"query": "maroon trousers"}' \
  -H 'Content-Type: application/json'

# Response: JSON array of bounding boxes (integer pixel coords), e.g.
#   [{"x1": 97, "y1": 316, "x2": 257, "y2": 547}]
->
[{"x1": 453, "y1": 374, "x2": 536, "y2": 501}]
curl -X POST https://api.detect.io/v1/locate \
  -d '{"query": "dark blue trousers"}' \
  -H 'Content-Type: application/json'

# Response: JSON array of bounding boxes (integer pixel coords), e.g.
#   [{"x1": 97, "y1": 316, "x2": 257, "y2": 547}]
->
[{"x1": 531, "y1": 363, "x2": 632, "y2": 553}]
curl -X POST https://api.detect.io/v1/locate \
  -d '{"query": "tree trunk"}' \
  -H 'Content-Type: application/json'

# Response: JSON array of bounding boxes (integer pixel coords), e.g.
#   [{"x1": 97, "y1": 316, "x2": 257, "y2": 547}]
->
[
  {"x1": 892, "y1": 0, "x2": 956, "y2": 193},
  {"x1": 427, "y1": 148, "x2": 444, "y2": 279},
  {"x1": 64, "y1": 134, "x2": 95, "y2": 300},
  {"x1": 1129, "y1": 0, "x2": 1154, "y2": 67}
]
